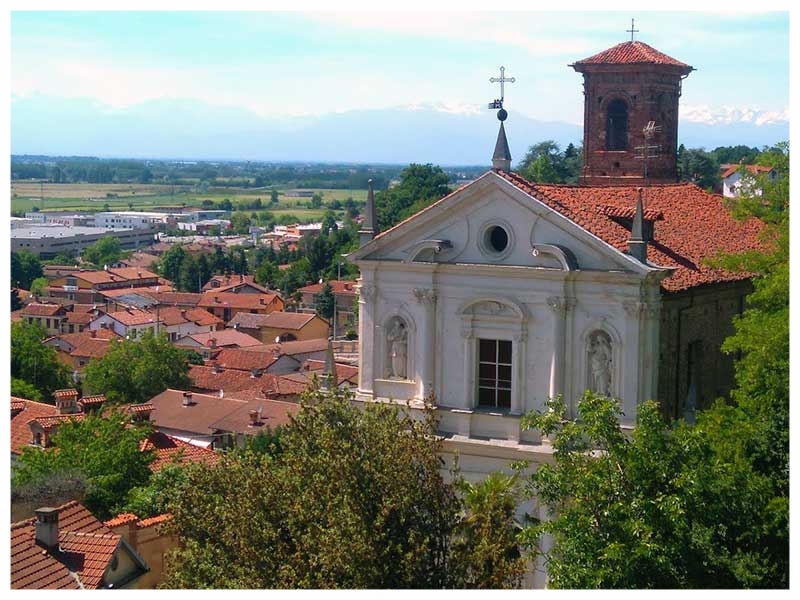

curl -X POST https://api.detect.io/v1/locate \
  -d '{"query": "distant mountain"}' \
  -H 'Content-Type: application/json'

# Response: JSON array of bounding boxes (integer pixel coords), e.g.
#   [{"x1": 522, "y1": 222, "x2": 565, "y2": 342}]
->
[{"x1": 10, "y1": 95, "x2": 789, "y2": 166}]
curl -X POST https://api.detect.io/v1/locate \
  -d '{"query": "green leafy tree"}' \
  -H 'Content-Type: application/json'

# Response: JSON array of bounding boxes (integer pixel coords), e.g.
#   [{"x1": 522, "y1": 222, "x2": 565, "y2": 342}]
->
[
  {"x1": 278, "y1": 257, "x2": 312, "y2": 297},
  {"x1": 451, "y1": 471, "x2": 526, "y2": 589},
  {"x1": 123, "y1": 464, "x2": 189, "y2": 520},
  {"x1": 376, "y1": 163, "x2": 450, "y2": 230},
  {"x1": 522, "y1": 392, "x2": 787, "y2": 588},
  {"x1": 161, "y1": 387, "x2": 462, "y2": 589},
  {"x1": 29, "y1": 276, "x2": 48, "y2": 296},
  {"x1": 517, "y1": 141, "x2": 583, "y2": 184},
  {"x1": 178, "y1": 255, "x2": 201, "y2": 292},
  {"x1": 82, "y1": 236, "x2": 123, "y2": 267},
  {"x1": 310, "y1": 192, "x2": 323, "y2": 209},
  {"x1": 254, "y1": 260, "x2": 280, "y2": 289},
  {"x1": 230, "y1": 212, "x2": 252, "y2": 234},
  {"x1": 82, "y1": 331, "x2": 191, "y2": 404},
  {"x1": 677, "y1": 146, "x2": 719, "y2": 190},
  {"x1": 314, "y1": 282, "x2": 335, "y2": 321},
  {"x1": 10, "y1": 321, "x2": 71, "y2": 402},
  {"x1": 158, "y1": 244, "x2": 188, "y2": 283},
  {"x1": 270, "y1": 189, "x2": 279, "y2": 204},
  {"x1": 13, "y1": 411, "x2": 154, "y2": 520},
  {"x1": 11, "y1": 378, "x2": 44, "y2": 402},
  {"x1": 11, "y1": 250, "x2": 43, "y2": 289}
]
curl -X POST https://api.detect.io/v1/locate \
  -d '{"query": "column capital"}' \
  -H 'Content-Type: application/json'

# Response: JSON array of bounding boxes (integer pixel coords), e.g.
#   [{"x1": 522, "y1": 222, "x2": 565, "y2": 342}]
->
[
  {"x1": 357, "y1": 283, "x2": 376, "y2": 302},
  {"x1": 547, "y1": 296, "x2": 575, "y2": 318}
]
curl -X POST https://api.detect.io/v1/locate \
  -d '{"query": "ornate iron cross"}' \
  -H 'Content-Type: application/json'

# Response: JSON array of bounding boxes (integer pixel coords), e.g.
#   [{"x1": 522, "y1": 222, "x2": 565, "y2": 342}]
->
[
  {"x1": 488, "y1": 66, "x2": 515, "y2": 109},
  {"x1": 627, "y1": 18, "x2": 639, "y2": 41}
]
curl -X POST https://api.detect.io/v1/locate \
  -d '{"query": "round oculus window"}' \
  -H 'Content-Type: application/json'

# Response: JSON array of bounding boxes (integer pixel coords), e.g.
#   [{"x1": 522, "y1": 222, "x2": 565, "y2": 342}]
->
[{"x1": 485, "y1": 225, "x2": 509, "y2": 253}]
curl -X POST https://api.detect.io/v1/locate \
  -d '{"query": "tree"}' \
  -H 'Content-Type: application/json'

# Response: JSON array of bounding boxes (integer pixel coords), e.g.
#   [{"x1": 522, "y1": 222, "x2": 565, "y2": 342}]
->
[
  {"x1": 270, "y1": 189, "x2": 279, "y2": 204},
  {"x1": 315, "y1": 282, "x2": 335, "y2": 321},
  {"x1": 254, "y1": 260, "x2": 280, "y2": 289},
  {"x1": 29, "y1": 276, "x2": 48, "y2": 296},
  {"x1": 10, "y1": 321, "x2": 71, "y2": 402},
  {"x1": 123, "y1": 464, "x2": 189, "y2": 520},
  {"x1": 82, "y1": 331, "x2": 192, "y2": 405},
  {"x1": 677, "y1": 146, "x2": 719, "y2": 190},
  {"x1": 11, "y1": 378, "x2": 43, "y2": 402},
  {"x1": 158, "y1": 244, "x2": 188, "y2": 283},
  {"x1": 310, "y1": 193, "x2": 323, "y2": 209},
  {"x1": 11, "y1": 288, "x2": 23, "y2": 311},
  {"x1": 517, "y1": 140, "x2": 583, "y2": 184},
  {"x1": 11, "y1": 250, "x2": 43, "y2": 289},
  {"x1": 376, "y1": 163, "x2": 450, "y2": 230},
  {"x1": 82, "y1": 236, "x2": 123, "y2": 267},
  {"x1": 230, "y1": 212, "x2": 252, "y2": 235},
  {"x1": 161, "y1": 387, "x2": 462, "y2": 589},
  {"x1": 12, "y1": 410, "x2": 154, "y2": 520},
  {"x1": 451, "y1": 471, "x2": 526, "y2": 589},
  {"x1": 277, "y1": 258, "x2": 312, "y2": 297}
]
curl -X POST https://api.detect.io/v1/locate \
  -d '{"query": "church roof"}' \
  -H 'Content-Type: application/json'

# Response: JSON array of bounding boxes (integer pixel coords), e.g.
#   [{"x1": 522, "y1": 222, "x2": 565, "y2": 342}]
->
[
  {"x1": 572, "y1": 40, "x2": 692, "y2": 71},
  {"x1": 496, "y1": 171, "x2": 763, "y2": 293}
]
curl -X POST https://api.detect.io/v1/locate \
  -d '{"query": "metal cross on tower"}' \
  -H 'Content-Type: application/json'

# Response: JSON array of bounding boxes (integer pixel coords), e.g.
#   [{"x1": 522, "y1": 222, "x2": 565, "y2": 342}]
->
[
  {"x1": 627, "y1": 18, "x2": 639, "y2": 42},
  {"x1": 488, "y1": 66, "x2": 515, "y2": 110}
]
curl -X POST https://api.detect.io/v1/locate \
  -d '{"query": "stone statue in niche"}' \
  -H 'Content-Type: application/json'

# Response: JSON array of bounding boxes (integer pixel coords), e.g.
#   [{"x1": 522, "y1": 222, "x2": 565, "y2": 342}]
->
[
  {"x1": 386, "y1": 317, "x2": 408, "y2": 379},
  {"x1": 588, "y1": 331, "x2": 612, "y2": 396}
]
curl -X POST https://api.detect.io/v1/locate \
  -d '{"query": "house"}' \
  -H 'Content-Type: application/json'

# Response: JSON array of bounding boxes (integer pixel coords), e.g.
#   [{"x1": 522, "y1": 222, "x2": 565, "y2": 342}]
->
[
  {"x1": 197, "y1": 291, "x2": 284, "y2": 323},
  {"x1": 158, "y1": 306, "x2": 223, "y2": 342},
  {"x1": 298, "y1": 279, "x2": 358, "y2": 337},
  {"x1": 721, "y1": 163, "x2": 776, "y2": 197},
  {"x1": 202, "y1": 274, "x2": 272, "y2": 294},
  {"x1": 146, "y1": 389, "x2": 301, "y2": 449},
  {"x1": 20, "y1": 303, "x2": 68, "y2": 336},
  {"x1": 45, "y1": 328, "x2": 119, "y2": 373},
  {"x1": 228, "y1": 311, "x2": 330, "y2": 343},
  {"x1": 11, "y1": 501, "x2": 150, "y2": 589},
  {"x1": 103, "y1": 513, "x2": 175, "y2": 589},
  {"x1": 174, "y1": 329, "x2": 264, "y2": 359},
  {"x1": 46, "y1": 267, "x2": 162, "y2": 304},
  {"x1": 90, "y1": 308, "x2": 163, "y2": 340}
]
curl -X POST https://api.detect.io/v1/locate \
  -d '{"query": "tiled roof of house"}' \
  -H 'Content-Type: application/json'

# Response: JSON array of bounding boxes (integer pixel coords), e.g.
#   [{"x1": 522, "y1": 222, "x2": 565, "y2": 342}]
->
[
  {"x1": 106, "y1": 266, "x2": 160, "y2": 281},
  {"x1": 141, "y1": 430, "x2": 219, "y2": 472},
  {"x1": 105, "y1": 308, "x2": 161, "y2": 327},
  {"x1": 202, "y1": 274, "x2": 273, "y2": 294},
  {"x1": 103, "y1": 513, "x2": 139, "y2": 528},
  {"x1": 120, "y1": 251, "x2": 160, "y2": 270},
  {"x1": 143, "y1": 291, "x2": 203, "y2": 306},
  {"x1": 178, "y1": 329, "x2": 263, "y2": 348},
  {"x1": 495, "y1": 171, "x2": 764, "y2": 293},
  {"x1": 148, "y1": 389, "x2": 248, "y2": 436},
  {"x1": 10, "y1": 501, "x2": 123, "y2": 589},
  {"x1": 78, "y1": 395, "x2": 106, "y2": 408},
  {"x1": 10, "y1": 398, "x2": 58, "y2": 455},
  {"x1": 159, "y1": 306, "x2": 222, "y2": 328},
  {"x1": 198, "y1": 291, "x2": 282, "y2": 311},
  {"x1": 189, "y1": 364, "x2": 274, "y2": 393},
  {"x1": 205, "y1": 347, "x2": 280, "y2": 372},
  {"x1": 721, "y1": 164, "x2": 774, "y2": 179},
  {"x1": 66, "y1": 311, "x2": 94, "y2": 325},
  {"x1": 572, "y1": 40, "x2": 692, "y2": 69},
  {"x1": 69, "y1": 303, "x2": 99, "y2": 314},
  {"x1": 260, "y1": 337, "x2": 331, "y2": 356},
  {"x1": 21, "y1": 303, "x2": 66, "y2": 317},
  {"x1": 298, "y1": 280, "x2": 358, "y2": 296},
  {"x1": 302, "y1": 359, "x2": 359, "y2": 383},
  {"x1": 229, "y1": 311, "x2": 321, "y2": 330},
  {"x1": 207, "y1": 397, "x2": 301, "y2": 436},
  {"x1": 31, "y1": 414, "x2": 86, "y2": 430}
]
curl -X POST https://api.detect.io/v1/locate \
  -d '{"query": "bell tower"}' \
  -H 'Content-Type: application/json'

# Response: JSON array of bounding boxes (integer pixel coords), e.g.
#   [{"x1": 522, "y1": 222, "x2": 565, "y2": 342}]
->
[{"x1": 571, "y1": 38, "x2": 694, "y2": 186}]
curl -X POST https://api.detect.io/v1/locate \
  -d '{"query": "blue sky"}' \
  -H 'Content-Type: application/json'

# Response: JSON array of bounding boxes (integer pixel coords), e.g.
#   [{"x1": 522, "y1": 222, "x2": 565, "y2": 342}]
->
[{"x1": 9, "y1": 8, "x2": 791, "y2": 127}]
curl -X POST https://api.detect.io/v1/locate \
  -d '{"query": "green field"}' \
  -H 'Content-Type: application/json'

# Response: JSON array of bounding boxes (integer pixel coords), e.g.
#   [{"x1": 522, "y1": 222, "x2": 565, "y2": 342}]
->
[{"x1": 10, "y1": 183, "x2": 366, "y2": 218}]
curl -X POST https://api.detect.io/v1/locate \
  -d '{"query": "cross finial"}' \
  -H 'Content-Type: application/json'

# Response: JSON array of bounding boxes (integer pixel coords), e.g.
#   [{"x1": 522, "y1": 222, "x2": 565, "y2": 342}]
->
[
  {"x1": 488, "y1": 66, "x2": 515, "y2": 110},
  {"x1": 627, "y1": 18, "x2": 639, "y2": 42}
]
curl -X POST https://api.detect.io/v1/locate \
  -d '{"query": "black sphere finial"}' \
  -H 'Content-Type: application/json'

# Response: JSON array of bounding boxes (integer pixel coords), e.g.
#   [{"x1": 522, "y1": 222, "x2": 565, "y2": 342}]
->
[{"x1": 497, "y1": 108, "x2": 508, "y2": 122}]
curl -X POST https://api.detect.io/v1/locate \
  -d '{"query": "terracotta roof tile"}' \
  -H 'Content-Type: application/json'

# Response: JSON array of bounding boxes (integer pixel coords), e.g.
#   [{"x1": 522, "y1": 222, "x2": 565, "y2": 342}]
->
[
  {"x1": 721, "y1": 164, "x2": 774, "y2": 179},
  {"x1": 495, "y1": 171, "x2": 764, "y2": 293},
  {"x1": 572, "y1": 40, "x2": 692, "y2": 69},
  {"x1": 11, "y1": 398, "x2": 58, "y2": 455},
  {"x1": 148, "y1": 389, "x2": 248, "y2": 436},
  {"x1": 67, "y1": 337, "x2": 114, "y2": 360},
  {"x1": 206, "y1": 347, "x2": 280, "y2": 372},
  {"x1": 31, "y1": 414, "x2": 86, "y2": 430},
  {"x1": 78, "y1": 394, "x2": 106, "y2": 407},
  {"x1": 66, "y1": 312, "x2": 94, "y2": 325},
  {"x1": 298, "y1": 279, "x2": 358, "y2": 296},
  {"x1": 178, "y1": 329, "x2": 263, "y2": 348},
  {"x1": 127, "y1": 402, "x2": 155, "y2": 414},
  {"x1": 207, "y1": 397, "x2": 301, "y2": 435},
  {"x1": 159, "y1": 306, "x2": 222, "y2": 327},
  {"x1": 197, "y1": 291, "x2": 283, "y2": 311},
  {"x1": 105, "y1": 308, "x2": 162, "y2": 327},
  {"x1": 229, "y1": 311, "x2": 321, "y2": 330},
  {"x1": 53, "y1": 389, "x2": 79, "y2": 399},
  {"x1": 11, "y1": 501, "x2": 122, "y2": 589},
  {"x1": 22, "y1": 303, "x2": 66, "y2": 317},
  {"x1": 137, "y1": 513, "x2": 172, "y2": 528},
  {"x1": 141, "y1": 431, "x2": 219, "y2": 472},
  {"x1": 189, "y1": 364, "x2": 272, "y2": 393},
  {"x1": 103, "y1": 513, "x2": 139, "y2": 528}
]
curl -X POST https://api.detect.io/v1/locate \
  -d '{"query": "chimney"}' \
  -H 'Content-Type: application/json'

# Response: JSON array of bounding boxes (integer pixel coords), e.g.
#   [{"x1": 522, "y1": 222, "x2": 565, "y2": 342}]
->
[
  {"x1": 181, "y1": 309, "x2": 187, "y2": 317},
  {"x1": 54, "y1": 389, "x2": 79, "y2": 414},
  {"x1": 209, "y1": 337, "x2": 217, "y2": 349},
  {"x1": 90, "y1": 330, "x2": 97, "y2": 338},
  {"x1": 248, "y1": 409, "x2": 259, "y2": 426},
  {"x1": 259, "y1": 297, "x2": 266, "y2": 305},
  {"x1": 35, "y1": 507, "x2": 60, "y2": 549},
  {"x1": 250, "y1": 367, "x2": 262, "y2": 378},
  {"x1": 628, "y1": 188, "x2": 649, "y2": 263},
  {"x1": 211, "y1": 361, "x2": 222, "y2": 374},
  {"x1": 182, "y1": 391, "x2": 193, "y2": 407}
]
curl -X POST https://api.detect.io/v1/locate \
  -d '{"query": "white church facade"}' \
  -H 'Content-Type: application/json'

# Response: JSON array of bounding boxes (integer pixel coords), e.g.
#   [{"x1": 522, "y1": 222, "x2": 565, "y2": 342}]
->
[{"x1": 345, "y1": 37, "x2": 764, "y2": 588}]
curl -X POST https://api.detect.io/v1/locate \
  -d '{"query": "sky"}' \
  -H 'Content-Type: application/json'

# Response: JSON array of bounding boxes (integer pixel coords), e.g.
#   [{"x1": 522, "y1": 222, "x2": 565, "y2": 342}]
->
[{"x1": 8, "y1": 6, "x2": 792, "y2": 128}]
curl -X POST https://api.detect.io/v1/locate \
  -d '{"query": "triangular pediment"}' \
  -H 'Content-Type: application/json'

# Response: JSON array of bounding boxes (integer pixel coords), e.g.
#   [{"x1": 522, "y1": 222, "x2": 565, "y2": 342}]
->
[{"x1": 347, "y1": 171, "x2": 663, "y2": 276}]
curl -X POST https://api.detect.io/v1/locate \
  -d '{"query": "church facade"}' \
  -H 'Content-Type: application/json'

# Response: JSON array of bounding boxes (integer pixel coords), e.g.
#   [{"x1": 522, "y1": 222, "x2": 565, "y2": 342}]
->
[{"x1": 346, "y1": 38, "x2": 763, "y2": 588}]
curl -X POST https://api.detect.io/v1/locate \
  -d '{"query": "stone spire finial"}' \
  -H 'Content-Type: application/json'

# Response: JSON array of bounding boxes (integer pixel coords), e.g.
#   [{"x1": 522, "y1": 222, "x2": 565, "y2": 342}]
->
[
  {"x1": 628, "y1": 187, "x2": 648, "y2": 263},
  {"x1": 359, "y1": 179, "x2": 378, "y2": 247},
  {"x1": 492, "y1": 121, "x2": 512, "y2": 171}
]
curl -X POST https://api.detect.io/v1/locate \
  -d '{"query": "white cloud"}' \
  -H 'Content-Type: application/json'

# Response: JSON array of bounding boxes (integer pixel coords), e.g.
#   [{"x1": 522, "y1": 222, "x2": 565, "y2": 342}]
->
[{"x1": 682, "y1": 104, "x2": 790, "y2": 126}]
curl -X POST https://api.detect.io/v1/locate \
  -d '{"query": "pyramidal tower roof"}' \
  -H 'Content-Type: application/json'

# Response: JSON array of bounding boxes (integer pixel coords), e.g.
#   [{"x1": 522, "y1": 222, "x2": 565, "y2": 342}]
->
[
  {"x1": 492, "y1": 122, "x2": 511, "y2": 171},
  {"x1": 572, "y1": 40, "x2": 693, "y2": 73}
]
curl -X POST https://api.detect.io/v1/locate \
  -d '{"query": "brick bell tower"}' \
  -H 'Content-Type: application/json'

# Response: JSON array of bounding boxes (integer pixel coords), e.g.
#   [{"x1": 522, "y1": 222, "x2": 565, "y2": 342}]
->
[{"x1": 571, "y1": 39, "x2": 694, "y2": 186}]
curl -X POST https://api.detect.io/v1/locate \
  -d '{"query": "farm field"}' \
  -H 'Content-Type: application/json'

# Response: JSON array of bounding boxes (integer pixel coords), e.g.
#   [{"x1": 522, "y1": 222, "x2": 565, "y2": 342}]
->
[{"x1": 10, "y1": 183, "x2": 366, "y2": 217}]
